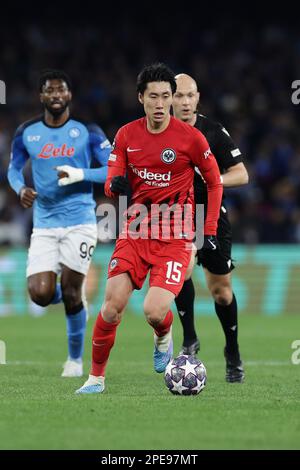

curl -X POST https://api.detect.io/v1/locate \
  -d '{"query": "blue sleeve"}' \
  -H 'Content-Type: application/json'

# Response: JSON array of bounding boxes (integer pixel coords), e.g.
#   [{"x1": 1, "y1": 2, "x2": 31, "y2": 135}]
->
[
  {"x1": 83, "y1": 123, "x2": 111, "y2": 183},
  {"x1": 7, "y1": 127, "x2": 30, "y2": 195}
]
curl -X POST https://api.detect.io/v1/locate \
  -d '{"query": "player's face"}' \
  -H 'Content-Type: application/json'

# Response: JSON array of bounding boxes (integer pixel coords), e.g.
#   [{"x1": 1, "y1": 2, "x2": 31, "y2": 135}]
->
[
  {"x1": 40, "y1": 79, "x2": 72, "y2": 116},
  {"x1": 173, "y1": 77, "x2": 199, "y2": 123},
  {"x1": 138, "y1": 82, "x2": 173, "y2": 126}
]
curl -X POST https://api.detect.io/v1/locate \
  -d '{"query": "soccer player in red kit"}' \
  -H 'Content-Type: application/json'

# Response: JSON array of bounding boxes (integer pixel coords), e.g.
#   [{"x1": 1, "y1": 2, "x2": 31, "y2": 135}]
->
[{"x1": 76, "y1": 63, "x2": 223, "y2": 394}]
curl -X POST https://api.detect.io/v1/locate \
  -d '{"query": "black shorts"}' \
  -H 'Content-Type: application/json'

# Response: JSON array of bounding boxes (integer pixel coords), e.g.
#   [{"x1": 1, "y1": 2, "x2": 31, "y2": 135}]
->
[{"x1": 197, "y1": 206, "x2": 235, "y2": 275}]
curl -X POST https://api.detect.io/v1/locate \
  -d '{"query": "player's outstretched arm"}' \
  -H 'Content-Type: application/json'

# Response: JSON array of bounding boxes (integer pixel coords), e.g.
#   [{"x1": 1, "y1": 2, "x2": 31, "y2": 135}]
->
[
  {"x1": 55, "y1": 123, "x2": 111, "y2": 187},
  {"x1": 55, "y1": 163, "x2": 109, "y2": 186},
  {"x1": 56, "y1": 165, "x2": 85, "y2": 186},
  {"x1": 83, "y1": 123, "x2": 111, "y2": 183},
  {"x1": 82, "y1": 166, "x2": 108, "y2": 184}
]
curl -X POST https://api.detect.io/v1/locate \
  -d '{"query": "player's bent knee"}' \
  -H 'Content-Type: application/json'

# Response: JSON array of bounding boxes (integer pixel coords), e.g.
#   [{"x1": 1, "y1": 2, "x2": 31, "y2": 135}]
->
[
  {"x1": 212, "y1": 286, "x2": 233, "y2": 306},
  {"x1": 144, "y1": 304, "x2": 169, "y2": 326},
  {"x1": 102, "y1": 298, "x2": 126, "y2": 323},
  {"x1": 62, "y1": 286, "x2": 82, "y2": 311},
  {"x1": 28, "y1": 275, "x2": 56, "y2": 307},
  {"x1": 28, "y1": 285, "x2": 54, "y2": 307}
]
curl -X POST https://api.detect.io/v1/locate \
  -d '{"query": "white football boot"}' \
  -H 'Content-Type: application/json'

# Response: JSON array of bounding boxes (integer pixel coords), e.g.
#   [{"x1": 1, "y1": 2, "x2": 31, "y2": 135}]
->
[
  {"x1": 75, "y1": 375, "x2": 105, "y2": 394},
  {"x1": 61, "y1": 358, "x2": 83, "y2": 377}
]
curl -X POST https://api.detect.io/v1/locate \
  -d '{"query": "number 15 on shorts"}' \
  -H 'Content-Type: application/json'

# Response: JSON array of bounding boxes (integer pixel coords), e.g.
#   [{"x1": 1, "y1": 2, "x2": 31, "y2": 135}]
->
[{"x1": 166, "y1": 261, "x2": 183, "y2": 285}]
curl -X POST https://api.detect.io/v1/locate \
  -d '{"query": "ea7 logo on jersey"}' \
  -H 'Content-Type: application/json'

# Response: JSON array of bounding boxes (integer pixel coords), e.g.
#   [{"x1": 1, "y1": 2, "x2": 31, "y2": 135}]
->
[
  {"x1": 161, "y1": 148, "x2": 176, "y2": 164},
  {"x1": 27, "y1": 135, "x2": 41, "y2": 142},
  {"x1": 204, "y1": 148, "x2": 212, "y2": 159}
]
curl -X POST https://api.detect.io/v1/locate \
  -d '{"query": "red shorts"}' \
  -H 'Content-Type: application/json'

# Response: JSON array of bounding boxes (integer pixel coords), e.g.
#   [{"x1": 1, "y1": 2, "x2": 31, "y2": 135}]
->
[{"x1": 107, "y1": 237, "x2": 193, "y2": 296}]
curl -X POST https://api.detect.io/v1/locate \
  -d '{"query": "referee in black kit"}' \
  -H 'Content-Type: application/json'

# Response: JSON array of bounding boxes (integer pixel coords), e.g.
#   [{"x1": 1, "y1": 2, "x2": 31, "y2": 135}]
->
[{"x1": 172, "y1": 73, "x2": 249, "y2": 383}]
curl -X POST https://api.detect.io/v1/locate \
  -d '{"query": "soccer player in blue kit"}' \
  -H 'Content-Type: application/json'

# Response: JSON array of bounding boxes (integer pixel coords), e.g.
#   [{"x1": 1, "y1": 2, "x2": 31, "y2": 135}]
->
[{"x1": 7, "y1": 70, "x2": 111, "y2": 377}]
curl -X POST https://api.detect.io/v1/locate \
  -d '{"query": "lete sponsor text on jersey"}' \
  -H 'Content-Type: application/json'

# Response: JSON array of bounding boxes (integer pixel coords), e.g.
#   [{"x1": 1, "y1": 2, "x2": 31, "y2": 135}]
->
[{"x1": 37, "y1": 143, "x2": 75, "y2": 159}]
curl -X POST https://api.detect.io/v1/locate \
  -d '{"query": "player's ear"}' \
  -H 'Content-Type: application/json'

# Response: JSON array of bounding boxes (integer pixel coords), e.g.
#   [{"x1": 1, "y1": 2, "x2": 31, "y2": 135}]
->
[
  {"x1": 138, "y1": 92, "x2": 144, "y2": 105},
  {"x1": 40, "y1": 93, "x2": 44, "y2": 104},
  {"x1": 197, "y1": 92, "x2": 200, "y2": 106},
  {"x1": 68, "y1": 90, "x2": 72, "y2": 101}
]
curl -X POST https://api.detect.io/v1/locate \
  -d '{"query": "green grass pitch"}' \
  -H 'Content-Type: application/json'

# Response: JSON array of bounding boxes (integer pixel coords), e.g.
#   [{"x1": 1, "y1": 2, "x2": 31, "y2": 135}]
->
[{"x1": 0, "y1": 309, "x2": 300, "y2": 450}]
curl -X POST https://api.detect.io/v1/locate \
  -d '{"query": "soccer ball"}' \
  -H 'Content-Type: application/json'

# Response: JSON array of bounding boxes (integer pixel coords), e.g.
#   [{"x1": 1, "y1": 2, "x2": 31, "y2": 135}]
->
[{"x1": 164, "y1": 355, "x2": 207, "y2": 395}]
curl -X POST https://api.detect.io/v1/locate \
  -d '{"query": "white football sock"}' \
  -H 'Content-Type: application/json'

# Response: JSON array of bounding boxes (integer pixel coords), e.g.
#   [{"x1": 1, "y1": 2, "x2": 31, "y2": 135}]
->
[
  {"x1": 83, "y1": 375, "x2": 105, "y2": 386},
  {"x1": 154, "y1": 326, "x2": 172, "y2": 353},
  {"x1": 68, "y1": 357, "x2": 82, "y2": 364}
]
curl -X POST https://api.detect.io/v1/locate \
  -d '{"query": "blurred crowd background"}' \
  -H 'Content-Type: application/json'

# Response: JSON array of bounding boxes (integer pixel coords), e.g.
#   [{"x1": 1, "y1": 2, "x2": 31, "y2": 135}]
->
[{"x1": 1, "y1": 15, "x2": 300, "y2": 246}]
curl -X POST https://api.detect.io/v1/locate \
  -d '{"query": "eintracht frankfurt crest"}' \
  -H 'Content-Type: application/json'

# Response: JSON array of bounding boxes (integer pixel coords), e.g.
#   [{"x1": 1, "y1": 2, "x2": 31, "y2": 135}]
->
[{"x1": 161, "y1": 148, "x2": 176, "y2": 164}]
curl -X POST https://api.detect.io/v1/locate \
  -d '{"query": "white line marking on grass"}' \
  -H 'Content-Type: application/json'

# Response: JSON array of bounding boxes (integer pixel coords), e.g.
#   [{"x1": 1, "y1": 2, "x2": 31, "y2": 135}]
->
[
  {"x1": 6, "y1": 360, "x2": 291, "y2": 367},
  {"x1": 208, "y1": 360, "x2": 290, "y2": 366},
  {"x1": 245, "y1": 361, "x2": 290, "y2": 366},
  {"x1": 7, "y1": 361, "x2": 60, "y2": 365}
]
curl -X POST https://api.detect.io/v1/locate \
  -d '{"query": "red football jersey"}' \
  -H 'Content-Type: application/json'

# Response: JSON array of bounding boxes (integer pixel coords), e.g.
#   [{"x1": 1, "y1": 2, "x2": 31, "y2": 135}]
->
[{"x1": 105, "y1": 116, "x2": 223, "y2": 238}]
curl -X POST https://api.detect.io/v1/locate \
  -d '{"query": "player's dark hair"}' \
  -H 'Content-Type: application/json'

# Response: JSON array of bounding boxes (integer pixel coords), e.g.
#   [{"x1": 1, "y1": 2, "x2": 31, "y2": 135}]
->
[
  {"x1": 136, "y1": 63, "x2": 177, "y2": 95},
  {"x1": 39, "y1": 69, "x2": 72, "y2": 92}
]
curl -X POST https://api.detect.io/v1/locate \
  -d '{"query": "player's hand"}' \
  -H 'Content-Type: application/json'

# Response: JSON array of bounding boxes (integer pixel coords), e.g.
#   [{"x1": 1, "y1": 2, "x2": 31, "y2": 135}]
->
[
  {"x1": 202, "y1": 235, "x2": 220, "y2": 251},
  {"x1": 20, "y1": 187, "x2": 37, "y2": 208},
  {"x1": 55, "y1": 165, "x2": 84, "y2": 186},
  {"x1": 110, "y1": 176, "x2": 128, "y2": 194}
]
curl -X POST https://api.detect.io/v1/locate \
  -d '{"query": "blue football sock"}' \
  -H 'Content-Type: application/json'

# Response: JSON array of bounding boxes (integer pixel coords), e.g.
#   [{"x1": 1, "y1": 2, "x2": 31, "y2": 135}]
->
[
  {"x1": 51, "y1": 284, "x2": 62, "y2": 304},
  {"x1": 66, "y1": 306, "x2": 87, "y2": 360}
]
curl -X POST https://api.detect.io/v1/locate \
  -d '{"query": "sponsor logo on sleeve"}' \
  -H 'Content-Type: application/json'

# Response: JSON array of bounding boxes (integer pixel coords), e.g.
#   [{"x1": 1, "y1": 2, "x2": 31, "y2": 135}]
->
[
  {"x1": 100, "y1": 139, "x2": 111, "y2": 149},
  {"x1": 204, "y1": 148, "x2": 212, "y2": 159},
  {"x1": 231, "y1": 148, "x2": 241, "y2": 158}
]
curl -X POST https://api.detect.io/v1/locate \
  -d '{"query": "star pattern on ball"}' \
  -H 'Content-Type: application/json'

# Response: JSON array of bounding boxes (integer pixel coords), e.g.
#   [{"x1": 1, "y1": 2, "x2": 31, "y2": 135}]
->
[
  {"x1": 165, "y1": 355, "x2": 207, "y2": 395},
  {"x1": 184, "y1": 360, "x2": 198, "y2": 377},
  {"x1": 171, "y1": 379, "x2": 190, "y2": 394}
]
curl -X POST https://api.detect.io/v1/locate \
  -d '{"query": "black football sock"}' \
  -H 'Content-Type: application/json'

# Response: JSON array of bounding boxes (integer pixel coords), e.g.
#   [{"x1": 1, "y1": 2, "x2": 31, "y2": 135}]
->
[
  {"x1": 175, "y1": 278, "x2": 198, "y2": 346},
  {"x1": 215, "y1": 293, "x2": 239, "y2": 356}
]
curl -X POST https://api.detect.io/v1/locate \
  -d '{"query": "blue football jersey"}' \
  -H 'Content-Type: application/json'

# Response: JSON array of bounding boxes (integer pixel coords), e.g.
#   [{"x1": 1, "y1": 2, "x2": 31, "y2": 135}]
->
[{"x1": 8, "y1": 116, "x2": 111, "y2": 228}]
